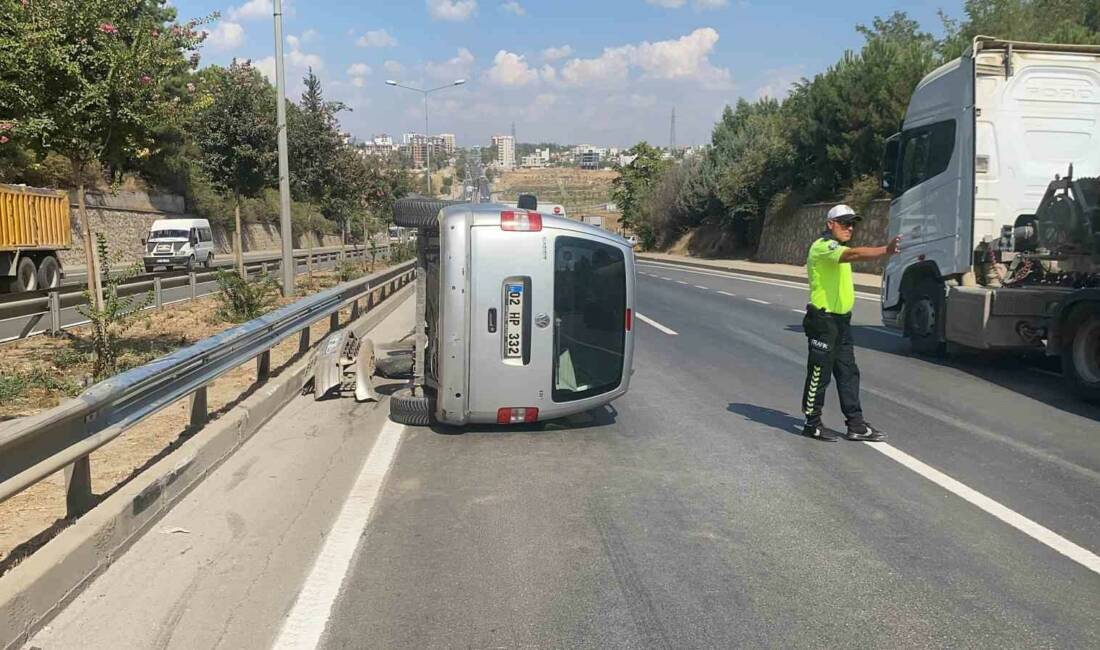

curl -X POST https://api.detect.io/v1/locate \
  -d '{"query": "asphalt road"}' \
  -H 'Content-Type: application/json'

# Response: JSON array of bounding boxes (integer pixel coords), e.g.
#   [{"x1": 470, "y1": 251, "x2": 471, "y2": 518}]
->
[{"x1": 26, "y1": 262, "x2": 1100, "y2": 648}]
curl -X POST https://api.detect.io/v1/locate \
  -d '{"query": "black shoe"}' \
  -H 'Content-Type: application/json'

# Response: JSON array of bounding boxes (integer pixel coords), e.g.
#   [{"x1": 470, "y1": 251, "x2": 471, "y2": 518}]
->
[
  {"x1": 802, "y1": 424, "x2": 838, "y2": 442},
  {"x1": 845, "y1": 422, "x2": 886, "y2": 442}
]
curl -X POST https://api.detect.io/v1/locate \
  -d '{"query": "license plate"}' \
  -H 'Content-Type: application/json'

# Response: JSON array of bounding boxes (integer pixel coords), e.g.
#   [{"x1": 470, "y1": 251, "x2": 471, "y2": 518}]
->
[
  {"x1": 504, "y1": 283, "x2": 524, "y2": 359},
  {"x1": 157, "y1": 259, "x2": 169, "y2": 264}
]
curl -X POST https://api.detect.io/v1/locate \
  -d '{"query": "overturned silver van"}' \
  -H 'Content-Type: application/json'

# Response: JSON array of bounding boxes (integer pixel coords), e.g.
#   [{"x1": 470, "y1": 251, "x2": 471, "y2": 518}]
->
[{"x1": 389, "y1": 199, "x2": 635, "y2": 426}]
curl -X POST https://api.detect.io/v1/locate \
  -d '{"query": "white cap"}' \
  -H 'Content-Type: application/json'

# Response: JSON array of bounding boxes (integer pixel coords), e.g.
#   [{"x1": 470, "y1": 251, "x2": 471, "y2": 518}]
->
[{"x1": 826, "y1": 204, "x2": 861, "y2": 223}]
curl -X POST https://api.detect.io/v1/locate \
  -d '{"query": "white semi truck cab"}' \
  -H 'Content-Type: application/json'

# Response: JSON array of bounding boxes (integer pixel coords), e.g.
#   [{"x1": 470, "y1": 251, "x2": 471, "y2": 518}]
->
[{"x1": 881, "y1": 37, "x2": 1100, "y2": 401}]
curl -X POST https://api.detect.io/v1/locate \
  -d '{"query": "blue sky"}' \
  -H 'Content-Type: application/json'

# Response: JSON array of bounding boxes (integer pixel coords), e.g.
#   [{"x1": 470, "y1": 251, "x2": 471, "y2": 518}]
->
[{"x1": 177, "y1": 0, "x2": 964, "y2": 147}]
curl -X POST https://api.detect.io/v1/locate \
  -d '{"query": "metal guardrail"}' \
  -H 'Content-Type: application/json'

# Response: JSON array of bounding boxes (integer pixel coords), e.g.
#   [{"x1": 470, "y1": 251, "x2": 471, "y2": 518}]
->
[
  {"x1": 0, "y1": 259, "x2": 416, "y2": 516},
  {"x1": 0, "y1": 246, "x2": 393, "y2": 343}
]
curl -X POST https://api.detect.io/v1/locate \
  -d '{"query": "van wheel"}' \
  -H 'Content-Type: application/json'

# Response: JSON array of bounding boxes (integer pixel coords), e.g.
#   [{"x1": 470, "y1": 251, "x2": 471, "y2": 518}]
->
[
  {"x1": 389, "y1": 387, "x2": 434, "y2": 426},
  {"x1": 14, "y1": 257, "x2": 37, "y2": 292},
  {"x1": 393, "y1": 198, "x2": 455, "y2": 229},
  {"x1": 185, "y1": 255, "x2": 195, "y2": 271},
  {"x1": 204, "y1": 254, "x2": 213, "y2": 269},
  {"x1": 904, "y1": 277, "x2": 946, "y2": 355},
  {"x1": 1062, "y1": 305, "x2": 1100, "y2": 402},
  {"x1": 36, "y1": 255, "x2": 61, "y2": 289}
]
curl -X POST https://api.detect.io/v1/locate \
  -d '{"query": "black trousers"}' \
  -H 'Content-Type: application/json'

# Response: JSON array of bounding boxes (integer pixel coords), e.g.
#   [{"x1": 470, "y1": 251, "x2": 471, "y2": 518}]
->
[{"x1": 801, "y1": 306, "x2": 864, "y2": 428}]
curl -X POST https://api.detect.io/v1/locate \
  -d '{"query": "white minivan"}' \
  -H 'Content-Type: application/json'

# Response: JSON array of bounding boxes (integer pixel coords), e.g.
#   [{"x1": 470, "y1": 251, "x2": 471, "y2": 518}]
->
[
  {"x1": 388, "y1": 199, "x2": 635, "y2": 426},
  {"x1": 143, "y1": 218, "x2": 215, "y2": 272}
]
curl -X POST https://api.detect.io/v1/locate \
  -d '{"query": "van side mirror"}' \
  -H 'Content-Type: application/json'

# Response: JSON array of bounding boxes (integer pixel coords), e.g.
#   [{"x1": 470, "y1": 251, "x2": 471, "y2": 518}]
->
[
  {"x1": 882, "y1": 133, "x2": 901, "y2": 197},
  {"x1": 517, "y1": 193, "x2": 538, "y2": 211}
]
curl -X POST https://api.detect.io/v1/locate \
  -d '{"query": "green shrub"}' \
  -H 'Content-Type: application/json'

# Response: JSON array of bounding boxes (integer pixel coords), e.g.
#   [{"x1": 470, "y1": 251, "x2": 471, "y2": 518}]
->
[
  {"x1": 77, "y1": 235, "x2": 152, "y2": 379},
  {"x1": 214, "y1": 269, "x2": 280, "y2": 323}
]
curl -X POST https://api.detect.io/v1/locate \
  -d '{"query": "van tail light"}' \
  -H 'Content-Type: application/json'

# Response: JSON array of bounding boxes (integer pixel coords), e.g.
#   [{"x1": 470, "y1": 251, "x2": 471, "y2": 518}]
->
[
  {"x1": 497, "y1": 407, "x2": 539, "y2": 424},
  {"x1": 625, "y1": 308, "x2": 633, "y2": 331},
  {"x1": 501, "y1": 211, "x2": 542, "y2": 232}
]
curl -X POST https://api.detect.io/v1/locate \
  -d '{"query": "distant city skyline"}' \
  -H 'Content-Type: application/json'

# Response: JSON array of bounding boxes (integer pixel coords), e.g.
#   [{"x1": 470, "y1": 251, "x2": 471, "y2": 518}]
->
[{"x1": 180, "y1": 1, "x2": 962, "y2": 146}]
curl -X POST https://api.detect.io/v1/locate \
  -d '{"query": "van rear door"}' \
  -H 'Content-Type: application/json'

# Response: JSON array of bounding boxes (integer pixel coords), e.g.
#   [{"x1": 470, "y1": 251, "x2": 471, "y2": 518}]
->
[{"x1": 467, "y1": 212, "x2": 554, "y2": 420}]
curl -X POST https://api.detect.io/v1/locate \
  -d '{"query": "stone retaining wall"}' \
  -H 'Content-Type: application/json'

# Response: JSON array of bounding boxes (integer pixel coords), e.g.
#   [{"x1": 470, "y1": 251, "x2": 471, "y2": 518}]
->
[
  {"x1": 755, "y1": 199, "x2": 891, "y2": 274},
  {"x1": 61, "y1": 191, "x2": 341, "y2": 268}
]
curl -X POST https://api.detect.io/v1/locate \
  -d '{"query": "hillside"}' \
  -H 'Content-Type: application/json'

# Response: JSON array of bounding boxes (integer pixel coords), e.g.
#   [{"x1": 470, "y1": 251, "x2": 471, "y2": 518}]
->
[{"x1": 495, "y1": 168, "x2": 621, "y2": 233}]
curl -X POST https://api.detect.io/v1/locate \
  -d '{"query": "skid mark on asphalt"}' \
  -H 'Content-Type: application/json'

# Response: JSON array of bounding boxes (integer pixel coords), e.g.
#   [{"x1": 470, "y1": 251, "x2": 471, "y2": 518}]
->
[{"x1": 591, "y1": 506, "x2": 673, "y2": 650}]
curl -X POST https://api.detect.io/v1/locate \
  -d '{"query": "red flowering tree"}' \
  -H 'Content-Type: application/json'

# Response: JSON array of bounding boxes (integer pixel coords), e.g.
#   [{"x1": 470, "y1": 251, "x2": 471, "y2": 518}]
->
[{"x1": 0, "y1": 0, "x2": 208, "y2": 306}]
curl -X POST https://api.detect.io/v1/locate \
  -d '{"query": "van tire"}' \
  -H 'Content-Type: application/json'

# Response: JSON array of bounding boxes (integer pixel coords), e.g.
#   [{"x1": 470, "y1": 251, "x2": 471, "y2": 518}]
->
[
  {"x1": 393, "y1": 198, "x2": 454, "y2": 229},
  {"x1": 1061, "y1": 304, "x2": 1100, "y2": 403},
  {"x1": 389, "y1": 387, "x2": 434, "y2": 426},
  {"x1": 204, "y1": 254, "x2": 213, "y2": 269},
  {"x1": 184, "y1": 255, "x2": 195, "y2": 271},
  {"x1": 36, "y1": 255, "x2": 61, "y2": 289},
  {"x1": 903, "y1": 277, "x2": 946, "y2": 356}
]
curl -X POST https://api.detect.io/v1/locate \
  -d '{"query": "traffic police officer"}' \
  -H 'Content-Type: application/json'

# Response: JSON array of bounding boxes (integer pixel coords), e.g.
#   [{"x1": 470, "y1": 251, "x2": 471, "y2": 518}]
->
[{"x1": 801, "y1": 204, "x2": 900, "y2": 442}]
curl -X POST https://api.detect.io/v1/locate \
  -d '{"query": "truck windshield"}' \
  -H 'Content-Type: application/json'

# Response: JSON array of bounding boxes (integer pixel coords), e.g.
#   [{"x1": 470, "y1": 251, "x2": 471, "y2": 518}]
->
[
  {"x1": 553, "y1": 236, "x2": 626, "y2": 402},
  {"x1": 150, "y1": 229, "x2": 189, "y2": 240}
]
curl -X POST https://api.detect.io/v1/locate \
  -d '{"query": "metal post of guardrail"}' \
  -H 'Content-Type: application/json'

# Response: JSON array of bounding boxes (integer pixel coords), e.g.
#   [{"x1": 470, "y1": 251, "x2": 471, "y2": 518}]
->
[
  {"x1": 154, "y1": 276, "x2": 163, "y2": 309},
  {"x1": 48, "y1": 290, "x2": 61, "y2": 335},
  {"x1": 329, "y1": 312, "x2": 339, "y2": 333},
  {"x1": 65, "y1": 456, "x2": 95, "y2": 517},
  {"x1": 351, "y1": 298, "x2": 360, "y2": 320},
  {"x1": 189, "y1": 272, "x2": 197, "y2": 301},
  {"x1": 261, "y1": 262, "x2": 268, "y2": 278},
  {"x1": 256, "y1": 350, "x2": 271, "y2": 382},
  {"x1": 298, "y1": 328, "x2": 310, "y2": 354},
  {"x1": 190, "y1": 386, "x2": 208, "y2": 430}
]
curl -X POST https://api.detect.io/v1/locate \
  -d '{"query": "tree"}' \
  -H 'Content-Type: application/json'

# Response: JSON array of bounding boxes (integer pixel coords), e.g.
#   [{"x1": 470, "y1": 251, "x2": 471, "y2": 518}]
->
[
  {"x1": 193, "y1": 60, "x2": 277, "y2": 275},
  {"x1": 288, "y1": 69, "x2": 346, "y2": 287},
  {"x1": 611, "y1": 142, "x2": 671, "y2": 248},
  {"x1": 0, "y1": 0, "x2": 207, "y2": 308}
]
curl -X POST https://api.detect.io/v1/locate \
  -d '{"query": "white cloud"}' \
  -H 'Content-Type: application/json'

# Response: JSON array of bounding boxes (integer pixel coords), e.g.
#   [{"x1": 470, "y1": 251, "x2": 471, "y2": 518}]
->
[
  {"x1": 484, "y1": 50, "x2": 538, "y2": 87},
  {"x1": 542, "y1": 45, "x2": 572, "y2": 61},
  {"x1": 384, "y1": 60, "x2": 405, "y2": 77},
  {"x1": 695, "y1": 0, "x2": 728, "y2": 7},
  {"x1": 425, "y1": 48, "x2": 475, "y2": 81},
  {"x1": 205, "y1": 21, "x2": 245, "y2": 51},
  {"x1": 286, "y1": 34, "x2": 300, "y2": 50},
  {"x1": 646, "y1": 0, "x2": 685, "y2": 6},
  {"x1": 253, "y1": 34, "x2": 323, "y2": 87},
  {"x1": 754, "y1": 65, "x2": 803, "y2": 100},
  {"x1": 347, "y1": 63, "x2": 372, "y2": 76},
  {"x1": 352, "y1": 77, "x2": 366, "y2": 88},
  {"x1": 539, "y1": 64, "x2": 558, "y2": 84},
  {"x1": 561, "y1": 28, "x2": 731, "y2": 89},
  {"x1": 427, "y1": 0, "x2": 477, "y2": 21},
  {"x1": 301, "y1": 28, "x2": 319, "y2": 42},
  {"x1": 228, "y1": 0, "x2": 272, "y2": 21},
  {"x1": 501, "y1": 1, "x2": 525, "y2": 15},
  {"x1": 357, "y1": 29, "x2": 397, "y2": 48}
]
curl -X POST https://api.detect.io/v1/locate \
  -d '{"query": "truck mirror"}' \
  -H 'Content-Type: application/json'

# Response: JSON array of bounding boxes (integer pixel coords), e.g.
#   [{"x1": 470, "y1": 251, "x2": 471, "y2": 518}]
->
[{"x1": 882, "y1": 134, "x2": 901, "y2": 196}]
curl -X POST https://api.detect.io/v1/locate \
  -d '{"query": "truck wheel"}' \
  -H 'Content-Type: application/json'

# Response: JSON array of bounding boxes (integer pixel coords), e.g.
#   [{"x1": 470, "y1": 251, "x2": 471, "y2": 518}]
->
[
  {"x1": 393, "y1": 198, "x2": 454, "y2": 229},
  {"x1": 36, "y1": 255, "x2": 61, "y2": 289},
  {"x1": 389, "y1": 387, "x2": 434, "y2": 426},
  {"x1": 13, "y1": 256, "x2": 37, "y2": 292},
  {"x1": 1062, "y1": 306, "x2": 1100, "y2": 402},
  {"x1": 904, "y1": 277, "x2": 946, "y2": 355}
]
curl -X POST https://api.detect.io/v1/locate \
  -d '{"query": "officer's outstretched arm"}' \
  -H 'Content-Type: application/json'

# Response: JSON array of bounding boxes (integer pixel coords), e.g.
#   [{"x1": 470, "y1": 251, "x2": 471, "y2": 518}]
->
[{"x1": 839, "y1": 236, "x2": 901, "y2": 263}]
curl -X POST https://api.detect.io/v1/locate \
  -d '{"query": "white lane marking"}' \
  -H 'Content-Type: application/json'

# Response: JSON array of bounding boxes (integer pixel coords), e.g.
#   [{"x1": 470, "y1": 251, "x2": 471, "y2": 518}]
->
[
  {"x1": 273, "y1": 420, "x2": 406, "y2": 650},
  {"x1": 747, "y1": 298, "x2": 770, "y2": 305},
  {"x1": 637, "y1": 261, "x2": 879, "y2": 301},
  {"x1": 660, "y1": 276, "x2": 673, "y2": 281},
  {"x1": 676, "y1": 280, "x2": 689, "y2": 285},
  {"x1": 694, "y1": 285, "x2": 710, "y2": 290},
  {"x1": 636, "y1": 313, "x2": 679, "y2": 336},
  {"x1": 866, "y1": 442, "x2": 1100, "y2": 577},
  {"x1": 791, "y1": 309, "x2": 805, "y2": 314},
  {"x1": 717, "y1": 290, "x2": 736, "y2": 297}
]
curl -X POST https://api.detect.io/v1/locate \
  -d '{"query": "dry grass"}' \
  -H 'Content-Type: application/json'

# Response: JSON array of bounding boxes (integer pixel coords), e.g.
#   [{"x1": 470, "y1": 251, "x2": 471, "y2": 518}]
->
[
  {"x1": 496, "y1": 168, "x2": 621, "y2": 232},
  {"x1": 0, "y1": 265, "x2": 388, "y2": 574}
]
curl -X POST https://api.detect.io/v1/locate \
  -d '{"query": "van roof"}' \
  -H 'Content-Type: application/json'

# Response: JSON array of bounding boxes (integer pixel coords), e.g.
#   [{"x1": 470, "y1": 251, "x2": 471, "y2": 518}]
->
[{"x1": 151, "y1": 218, "x2": 210, "y2": 230}]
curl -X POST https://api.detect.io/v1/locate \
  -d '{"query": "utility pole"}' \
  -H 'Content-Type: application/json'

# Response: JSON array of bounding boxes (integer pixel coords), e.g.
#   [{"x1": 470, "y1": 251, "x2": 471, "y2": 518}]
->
[
  {"x1": 387, "y1": 79, "x2": 466, "y2": 198},
  {"x1": 670, "y1": 107, "x2": 677, "y2": 156},
  {"x1": 273, "y1": 0, "x2": 294, "y2": 296}
]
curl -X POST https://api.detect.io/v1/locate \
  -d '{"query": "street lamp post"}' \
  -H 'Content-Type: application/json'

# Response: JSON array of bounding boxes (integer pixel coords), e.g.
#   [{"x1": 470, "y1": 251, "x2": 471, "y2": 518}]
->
[
  {"x1": 386, "y1": 79, "x2": 465, "y2": 197},
  {"x1": 272, "y1": 0, "x2": 294, "y2": 296}
]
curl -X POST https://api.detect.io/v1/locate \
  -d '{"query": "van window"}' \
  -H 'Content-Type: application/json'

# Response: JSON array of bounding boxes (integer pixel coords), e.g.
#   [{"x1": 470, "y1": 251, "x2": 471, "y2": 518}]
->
[
  {"x1": 150, "y1": 229, "x2": 189, "y2": 240},
  {"x1": 553, "y1": 236, "x2": 626, "y2": 402},
  {"x1": 898, "y1": 119, "x2": 956, "y2": 194}
]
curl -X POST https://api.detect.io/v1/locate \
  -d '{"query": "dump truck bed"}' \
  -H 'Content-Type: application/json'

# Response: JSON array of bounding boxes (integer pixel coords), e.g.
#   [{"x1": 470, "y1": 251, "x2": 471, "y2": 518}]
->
[{"x1": 0, "y1": 184, "x2": 72, "y2": 251}]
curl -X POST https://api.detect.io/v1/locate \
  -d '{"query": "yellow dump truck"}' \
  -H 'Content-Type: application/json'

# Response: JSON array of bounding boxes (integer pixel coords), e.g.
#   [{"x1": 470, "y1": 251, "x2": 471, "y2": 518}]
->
[{"x1": 0, "y1": 183, "x2": 71, "y2": 293}]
